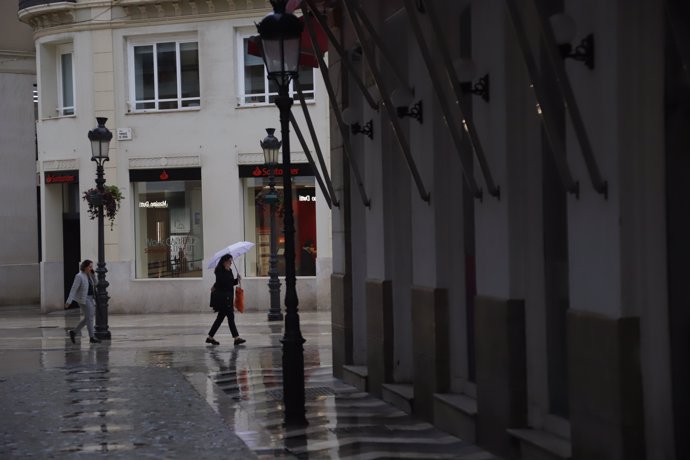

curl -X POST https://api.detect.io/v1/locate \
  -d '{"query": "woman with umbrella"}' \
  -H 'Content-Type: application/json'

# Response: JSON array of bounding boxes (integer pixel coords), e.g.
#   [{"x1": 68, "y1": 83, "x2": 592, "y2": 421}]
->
[{"x1": 206, "y1": 254, "x2": 246, "y2": 346}]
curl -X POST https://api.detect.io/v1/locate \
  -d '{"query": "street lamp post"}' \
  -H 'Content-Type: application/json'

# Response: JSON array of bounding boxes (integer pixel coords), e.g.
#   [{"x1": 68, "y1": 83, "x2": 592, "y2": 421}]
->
[
  {"x1": 261, "y1": 128, "x2": 283, "y2": 322},
  {"x1": 257, "y1": 0, "x2": 307, "y2": 425},
  {"x1": 88, "y1": 117, "x2": 113, "y2": 340}
]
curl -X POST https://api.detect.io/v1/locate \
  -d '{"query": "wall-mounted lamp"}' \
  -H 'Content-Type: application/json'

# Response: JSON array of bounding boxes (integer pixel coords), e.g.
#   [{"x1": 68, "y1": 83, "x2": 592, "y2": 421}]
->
[
  {"x1": 397, "y1": 100, "x2": 423, "y2": 123},
  {"x1": 342, "y1": 108, "x2": 374, "y2": 139},
  {"x1": 550, "y1": 13, "x2": 594, "y2": 69},
  {"x1": 351, "y1": 120, "x2": 374, "y2": 139},
  {"x1": 460, "y1": 74, "x2": 490, "y2": 102},
  {"x1": 559, "y1": 34, "x2": 594, "y2": 69},
  {"x1": 391, "y1": 88, "x2": 423, "y2": 124},
  {"x1": 454, "y1": 58, "x2": 490, "y2": 102}
]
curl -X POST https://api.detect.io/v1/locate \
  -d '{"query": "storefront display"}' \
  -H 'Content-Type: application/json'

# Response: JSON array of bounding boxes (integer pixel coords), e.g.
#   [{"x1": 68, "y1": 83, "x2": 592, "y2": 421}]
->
[
  {"x1": 241, "y1": 164, "x2": 317, "y2": 277},
  {"x1": 131, "y1": 168, "x2": 203, "y2": 278}
]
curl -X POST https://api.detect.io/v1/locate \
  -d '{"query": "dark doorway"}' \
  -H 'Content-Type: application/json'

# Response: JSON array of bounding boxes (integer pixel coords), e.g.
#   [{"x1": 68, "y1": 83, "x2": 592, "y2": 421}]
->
[
  {"x1": 459, "y1": 5, "x2": 477, "y2": 383},
  {"x1": 665, "y1": 7, "x2": 690, "y2": 455},
  {"x1": 540, "y1": 0, "x2": 570, "y2": 419},
  {"x1": 542, "y1": 132, "x2": 570, "y2": 418},
  {"x1": 62, "y1": 213, "x2": 80, "y2": 300}
]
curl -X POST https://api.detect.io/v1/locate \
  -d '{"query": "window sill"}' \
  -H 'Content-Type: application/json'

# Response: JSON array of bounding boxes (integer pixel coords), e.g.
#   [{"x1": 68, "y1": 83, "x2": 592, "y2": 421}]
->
[
  {"x1": 41, "y1": 114, "x2": 77, "y2": 121},
  {"x1": 236, "y1": 99, "x2": 315, "y2": 109},
  {"x1": 132, "y1": 277, "x2": 202, "y2": 282},
  {"x1": 126, "y1": 106, "x2": 201, "y2": 115},
  {"x1": 241, "y1": 276, "x2": 317, "y2": 280}
]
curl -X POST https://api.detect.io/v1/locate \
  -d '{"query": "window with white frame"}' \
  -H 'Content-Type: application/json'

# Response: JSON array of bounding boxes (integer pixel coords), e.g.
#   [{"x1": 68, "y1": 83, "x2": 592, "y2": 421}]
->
[
  {"x1": 128, "y1": 39, "x2": 200, "y2": 111},
  {"x1": 238, "y1": 34, "x2": 315, "y2": 105},
  {"x1": 57, "y1": 44, "x2": 75, "y2": 116}
]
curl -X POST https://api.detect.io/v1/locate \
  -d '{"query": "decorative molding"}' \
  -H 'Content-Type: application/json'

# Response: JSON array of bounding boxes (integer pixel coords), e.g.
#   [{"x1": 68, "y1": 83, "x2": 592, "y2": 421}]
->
[
  {"x1": 19, "y1": 4, "x2": 75, "y2": 29},
  {"x1": 0, "y1": 51, "x2": 35, "y2": 59},
  {"x1": 112, "y1": 0, "x2": 265, "y2": 21},
  {"x1": 237, "y1": 153, "x2": 265, "y2": 165},
  {"x1": 22, "y1": 0, "x2": 270, "y2": 32},
  {"x1": 238, "y1": 152, "x2": 308, "y2": 165},
  {"x1": 43, "y1": 159, "x2": 78, "y2": 171},
  {"x1": 129, "y1": 155, "x2": 201, "y2": 169},
  {"x1": 0, "y1": 51, "x2": 37, "y2": 75}
]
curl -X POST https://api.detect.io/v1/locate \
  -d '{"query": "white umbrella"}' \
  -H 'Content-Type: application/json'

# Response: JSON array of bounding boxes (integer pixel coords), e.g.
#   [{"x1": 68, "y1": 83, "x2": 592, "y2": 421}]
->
[{"x1": 207, "y1": 241, "x2": 256, "y2": 269}]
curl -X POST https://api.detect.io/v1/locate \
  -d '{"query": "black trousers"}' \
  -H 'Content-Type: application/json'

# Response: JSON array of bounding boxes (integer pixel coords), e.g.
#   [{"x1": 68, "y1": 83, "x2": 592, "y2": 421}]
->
[{"x1": 208, "y1": 307, "x2": 239, "y2": 338}]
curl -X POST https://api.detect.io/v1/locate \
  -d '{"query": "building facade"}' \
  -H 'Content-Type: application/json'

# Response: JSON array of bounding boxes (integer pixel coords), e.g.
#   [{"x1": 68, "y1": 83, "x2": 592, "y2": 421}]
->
[
  {"x1": 325, "y1": 0, "x2": 687, "y2": 459},
  {"x1": 0, "y1": 2, "x2": 39, "y2": 306},
  {"x1": 18, "y1": 0, "x2": 332, "y2": 313}
]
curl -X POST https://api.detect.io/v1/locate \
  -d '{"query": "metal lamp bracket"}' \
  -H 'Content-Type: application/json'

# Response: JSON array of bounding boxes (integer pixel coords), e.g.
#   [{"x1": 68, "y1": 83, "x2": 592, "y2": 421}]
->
[
  {"x1": 559, "y1": 33, "x2": 594, "y2": 69},
  {"x1": 460, "y1": 74, "x2": 490, "y2": 102},
  {"x1": 351, "y1": 120, "x2": 374, "y2": 139},
  {"x1": 397, "y1": 100, "x2": 423, "y2": 123}
]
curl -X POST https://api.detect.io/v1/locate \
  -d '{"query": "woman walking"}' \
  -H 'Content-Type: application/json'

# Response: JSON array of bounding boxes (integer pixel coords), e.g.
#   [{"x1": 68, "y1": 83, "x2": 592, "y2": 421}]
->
[
  {"x1": 207, "y1": 254, "x2": 246, "y2": 346},
  {"x1": 65, "y1": 259, "x2": 101, "y2": 344}
]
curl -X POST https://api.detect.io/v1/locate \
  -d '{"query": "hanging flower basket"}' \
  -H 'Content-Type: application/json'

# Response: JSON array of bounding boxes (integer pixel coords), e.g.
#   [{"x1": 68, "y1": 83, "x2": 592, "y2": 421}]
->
[{"x1": 83, "y1": 185, "x2": 123, "y2": 230}]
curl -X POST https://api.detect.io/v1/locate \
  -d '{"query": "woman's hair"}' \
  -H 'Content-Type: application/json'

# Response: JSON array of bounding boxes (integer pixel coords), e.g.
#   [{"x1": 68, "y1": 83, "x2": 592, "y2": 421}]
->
[
  {"x1": 80, "y1": 259, "x2": 93, "y2": 271},
  {"x1": 215, "y1": 254, "x2": 232, "y2": 273}
]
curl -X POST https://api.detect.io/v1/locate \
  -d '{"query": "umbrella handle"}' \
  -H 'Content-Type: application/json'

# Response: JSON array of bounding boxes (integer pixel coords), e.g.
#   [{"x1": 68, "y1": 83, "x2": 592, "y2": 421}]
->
[{"x1": 233, "y1": 260, "x2": 241, "y2": 287}]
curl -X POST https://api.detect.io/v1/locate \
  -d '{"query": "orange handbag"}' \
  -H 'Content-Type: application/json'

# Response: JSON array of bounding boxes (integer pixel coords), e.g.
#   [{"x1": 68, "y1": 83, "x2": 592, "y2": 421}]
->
[{"x1": 234, "y1": 285, "x2": 244, "y2": 313}]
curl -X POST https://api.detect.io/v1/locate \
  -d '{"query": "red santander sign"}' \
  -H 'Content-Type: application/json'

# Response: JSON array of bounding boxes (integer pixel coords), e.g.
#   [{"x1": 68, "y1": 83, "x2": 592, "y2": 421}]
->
[
  {"x1": 239, "y1": 164, "x2": 313, "y2": 178},
  {"x1": 45, "y1": 171, "x2": 78, "y2": 184},
  {"x1": 251, "y1": 166, "x2": 301, "y2": 177}
]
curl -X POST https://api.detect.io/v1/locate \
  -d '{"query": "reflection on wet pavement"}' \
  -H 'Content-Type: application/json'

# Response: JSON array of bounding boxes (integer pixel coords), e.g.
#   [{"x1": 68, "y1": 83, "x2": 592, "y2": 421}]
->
[
  {"x1": 202, "y1": 357, "x2": 495, "y2": 459},
  {"x1": 0, "y1": 307, "x2": 498, "y2": 459}
]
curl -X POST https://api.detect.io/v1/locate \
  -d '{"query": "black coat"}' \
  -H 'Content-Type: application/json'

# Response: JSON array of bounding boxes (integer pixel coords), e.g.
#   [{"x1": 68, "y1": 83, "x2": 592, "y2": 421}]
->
[{"x1": 209, "y1": 268, "x2": 238, "y2": 311}]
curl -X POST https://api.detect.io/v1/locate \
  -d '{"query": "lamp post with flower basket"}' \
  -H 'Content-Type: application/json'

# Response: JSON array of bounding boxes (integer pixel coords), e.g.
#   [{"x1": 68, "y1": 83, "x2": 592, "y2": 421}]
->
[{"x1": 87, "y1": 117, "x2": 114, "y2": 340}]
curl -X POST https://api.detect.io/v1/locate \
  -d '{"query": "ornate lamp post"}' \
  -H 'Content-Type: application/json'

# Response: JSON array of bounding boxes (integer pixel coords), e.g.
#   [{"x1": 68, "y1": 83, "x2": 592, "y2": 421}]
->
[
  {"x1": 257, "y1": 0, "x2": 307, "y2": 425},
  {"x1": 261, "y1": 128, "x2": 283, "y2": 322},
  {"x1": 88, "y1": 117, "x2": 113, "y2": 340}
]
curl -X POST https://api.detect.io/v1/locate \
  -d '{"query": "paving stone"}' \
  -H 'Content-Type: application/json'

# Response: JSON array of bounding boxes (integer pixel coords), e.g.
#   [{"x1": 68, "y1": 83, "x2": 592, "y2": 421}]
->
[{"x1": 0, "y1": 366, "x2": 256, "y2": 459}]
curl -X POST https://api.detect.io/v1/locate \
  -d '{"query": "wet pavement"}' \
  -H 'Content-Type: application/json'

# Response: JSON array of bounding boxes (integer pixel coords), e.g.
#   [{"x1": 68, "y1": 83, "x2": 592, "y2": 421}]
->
[{"x1": 0, "y1": 305, "x2": 499, "y2": 459}]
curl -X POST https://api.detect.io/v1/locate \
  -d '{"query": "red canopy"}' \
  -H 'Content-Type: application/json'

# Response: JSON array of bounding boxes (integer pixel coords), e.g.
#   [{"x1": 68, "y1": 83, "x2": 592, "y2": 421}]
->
[{"x1": 248, "y1": 14, "x2": 328, "y2": 68}]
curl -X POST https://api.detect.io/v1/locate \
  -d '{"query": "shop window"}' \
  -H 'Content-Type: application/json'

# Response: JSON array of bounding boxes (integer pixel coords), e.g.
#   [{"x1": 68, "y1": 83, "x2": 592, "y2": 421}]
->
[
  {"x1": 237, "y1": 34, "x2": 314, "y2": 105},
  {"x1": 241, "y1": 164, "x2": 317, "y2": 277},
  {"x1": 131, "y1": 168, "x2": 203, "y2": 278},
  {"x1": 128, "y1": 39, "x2": 200, "y2": 111}
]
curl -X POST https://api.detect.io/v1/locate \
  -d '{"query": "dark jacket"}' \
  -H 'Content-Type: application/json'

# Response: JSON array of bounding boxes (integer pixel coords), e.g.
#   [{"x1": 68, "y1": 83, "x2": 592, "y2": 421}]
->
[{"x1": 209, "y1": 268, "x2": 238, "y2": 310}]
